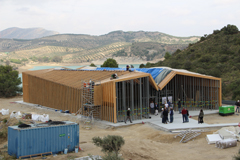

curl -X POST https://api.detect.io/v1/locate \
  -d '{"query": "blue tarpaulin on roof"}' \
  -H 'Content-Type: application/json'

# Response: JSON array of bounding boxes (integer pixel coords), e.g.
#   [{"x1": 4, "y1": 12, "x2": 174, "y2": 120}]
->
[{"x1": 92, "y1": 67, "x2": 172, "y2": 85}]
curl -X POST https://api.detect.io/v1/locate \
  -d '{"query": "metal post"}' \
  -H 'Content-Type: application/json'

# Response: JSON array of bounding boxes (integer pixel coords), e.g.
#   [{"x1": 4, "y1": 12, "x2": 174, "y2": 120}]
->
[
  {"x1": 139, "y1": 78, "x2": 142, "y2": 119},
  {"x1": 122, "y1": 81, "x2": 126, "y2": 120},
  {"x1": 116, "y1": 82, "x2": 118, "y2": 122},
  {"x1": 146, "y1": 77, "x2": 150, "y2": 117}
]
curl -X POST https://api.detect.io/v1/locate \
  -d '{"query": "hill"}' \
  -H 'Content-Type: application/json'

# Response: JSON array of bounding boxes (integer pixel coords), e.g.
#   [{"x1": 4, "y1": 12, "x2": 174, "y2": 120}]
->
[
  {"x1": 142, "y1": 24, "x2": 240, "y2": 100},
  {"x1": 0, "y1": 27, "x2": 59, "y2": 39},
  {"x1": 0, "y1": 30, "x2": 199, "y2": 63}
]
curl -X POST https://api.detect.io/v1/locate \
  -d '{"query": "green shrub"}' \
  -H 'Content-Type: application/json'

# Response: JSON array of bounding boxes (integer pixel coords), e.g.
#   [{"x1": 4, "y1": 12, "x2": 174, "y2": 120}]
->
[
  {"x1": 90, "y1": 63, "x2": 96, "y2": 67},
  {"x1": 0, "y1": 65, "x2": 22, "y2": 97},
  {"x1": 101, "y1": 58, "x2": 118, "y2": 68},
  {"x1": 92, "y1": 135, "x2": 125, "y2": 158},
  {"x1": 10, "y1": 59, "x2": 21, "y2": 64}
]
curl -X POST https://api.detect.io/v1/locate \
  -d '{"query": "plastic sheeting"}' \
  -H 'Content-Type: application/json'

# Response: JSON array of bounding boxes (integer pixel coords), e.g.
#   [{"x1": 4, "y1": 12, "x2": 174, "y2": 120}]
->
[
  {"x1": 0, "y1": 109, "x2": 9, "y2": 115},
  {"x1": 214, "y1": 127, "x2": 237, "y2": 140},
  {"x1": 86, "y1": 67, "x2": 173, "y2": 85},
  {"x1": 32, "y1": 114, "x2": 49, "y2": 122},
  {"x1": 10, "y1": 111, "x2": 22, "y2": 118}
]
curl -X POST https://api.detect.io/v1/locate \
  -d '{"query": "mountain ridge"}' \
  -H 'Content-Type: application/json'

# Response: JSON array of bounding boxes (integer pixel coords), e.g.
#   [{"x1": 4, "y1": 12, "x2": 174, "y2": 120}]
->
[{"x1": 0, "y1": 27, "x2": 59, "y2": 39}]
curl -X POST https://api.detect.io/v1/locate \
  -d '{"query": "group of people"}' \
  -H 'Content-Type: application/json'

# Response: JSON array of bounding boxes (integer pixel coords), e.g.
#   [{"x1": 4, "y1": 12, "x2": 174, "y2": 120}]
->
[{"x1": 125, "y1": 100, "x2": 205, "y2": 124}]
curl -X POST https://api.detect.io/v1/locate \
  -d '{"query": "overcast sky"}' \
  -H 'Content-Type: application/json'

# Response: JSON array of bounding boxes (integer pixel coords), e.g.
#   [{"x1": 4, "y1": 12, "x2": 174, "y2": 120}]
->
[{"x1": 0, "y1": 0, "x2": 240, "y2": 37}]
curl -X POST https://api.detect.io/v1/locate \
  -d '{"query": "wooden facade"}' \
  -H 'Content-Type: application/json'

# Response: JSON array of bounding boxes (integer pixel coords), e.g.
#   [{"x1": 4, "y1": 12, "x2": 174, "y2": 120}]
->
[{"x1": 22, "y1": 69, "x2": 222, "y2": 123}]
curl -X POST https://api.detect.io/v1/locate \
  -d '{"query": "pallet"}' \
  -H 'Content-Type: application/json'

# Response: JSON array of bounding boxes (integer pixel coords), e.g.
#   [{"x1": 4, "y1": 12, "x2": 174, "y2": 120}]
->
[{"x1": 19, "y1": 152, "x2": 52, "y2": 159}]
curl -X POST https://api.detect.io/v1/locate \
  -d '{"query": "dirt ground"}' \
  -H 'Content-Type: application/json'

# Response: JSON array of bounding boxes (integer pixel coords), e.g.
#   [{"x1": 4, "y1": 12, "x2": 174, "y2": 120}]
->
[{"x1": 1, "y1": 96, "x2": 240, "y2": 160}]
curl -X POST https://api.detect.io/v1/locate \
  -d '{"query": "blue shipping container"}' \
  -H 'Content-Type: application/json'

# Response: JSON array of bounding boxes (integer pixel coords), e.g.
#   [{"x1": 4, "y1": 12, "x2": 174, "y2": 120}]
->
[{"x1": 8, "y1": 121, "x2": 79, "y2": 158}]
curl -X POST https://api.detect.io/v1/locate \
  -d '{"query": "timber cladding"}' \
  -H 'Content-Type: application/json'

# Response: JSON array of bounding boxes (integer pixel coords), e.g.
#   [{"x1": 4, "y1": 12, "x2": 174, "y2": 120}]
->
[{"x1": 22, "y1": 69, "x2": 142, "y2": 122}]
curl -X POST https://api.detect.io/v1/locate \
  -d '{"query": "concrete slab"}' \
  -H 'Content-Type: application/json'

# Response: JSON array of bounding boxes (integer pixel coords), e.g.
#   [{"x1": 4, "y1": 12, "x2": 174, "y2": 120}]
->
[
  {"x1": 101, "y1": 110, "x2": 238, "y2": 131},
  {"x1": 16, "y1": 101, "x2": 239, "y2": 131}
]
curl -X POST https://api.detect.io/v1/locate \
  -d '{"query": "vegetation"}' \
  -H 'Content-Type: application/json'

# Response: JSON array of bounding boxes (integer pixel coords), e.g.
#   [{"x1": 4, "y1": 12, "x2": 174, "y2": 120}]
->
[
  {"x1": 92, "y1": 135, "x2": 125, "y2": 160},
  {"x1": 113, "y1": 42, "x2": 187, "y2": 61},
  {"x1": 0, "y1": 65, "x2": 22, "y2": 97},
  {"x1": 90, "y1": 63, "x2": 97, "y2": 67},
  {"x1": 0, "y1": 31, "x2": 199, "y2": 63},
  {"x1": 9, "y1": 59, "x2": 22, "y2": 64},
  {"x1": 51, "y1": 56, "x2": 62, "y2": 63},
  {"x1": 140, "y1": 24, "x2": 240, "y2": 100},
  {"x1": 101, "y1": 58, "x2": 118, "y2": 68},
  {"x1": 233, "y1": 149, "x2": 240, "y2": 160}
]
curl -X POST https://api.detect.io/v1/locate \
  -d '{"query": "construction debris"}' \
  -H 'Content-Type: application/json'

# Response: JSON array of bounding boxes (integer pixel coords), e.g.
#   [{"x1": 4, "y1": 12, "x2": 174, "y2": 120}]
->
[
  {"x1": 214, "y1": 126, "x2": 238, "y2": 140},
  {"x1": 206, "y1": 134, "x2": 222, "y2": 144},
  {"x1": 174, "y1": 129, "x2": 201, "y2": 143}
]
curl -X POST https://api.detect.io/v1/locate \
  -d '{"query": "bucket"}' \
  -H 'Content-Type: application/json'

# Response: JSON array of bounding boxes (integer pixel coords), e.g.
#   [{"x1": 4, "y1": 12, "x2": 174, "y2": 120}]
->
[
  {"x1": 75, "y1": 148, "x2": 78, "y2": 153},
  {"x1": 64, "y1": 148, "x2": 68, "y2": 154}
]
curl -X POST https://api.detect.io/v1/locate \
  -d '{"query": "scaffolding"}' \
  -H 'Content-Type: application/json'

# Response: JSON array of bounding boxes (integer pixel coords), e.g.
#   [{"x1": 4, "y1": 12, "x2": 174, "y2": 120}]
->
[{"x1": 81, "y1": 79, "x2": 101, "y2": 124}]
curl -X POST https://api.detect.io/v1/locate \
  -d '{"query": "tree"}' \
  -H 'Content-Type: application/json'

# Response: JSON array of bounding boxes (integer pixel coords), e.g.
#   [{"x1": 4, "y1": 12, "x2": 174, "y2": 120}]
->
[
  {"x1": 90, "y1": 63, "x2": 97, "y2": 67},
  {"x1": 51, "y1": 56, "x2": 62, "y2": 63},
  {"x1": 221, "y1": 24, "x2": 239, "y2": 35},
  {"x1": 5, "y1": 60, "x2": 10, "y2": 66},
  {"x1": 164, "y1": 52, "x2": 171, "y2": 59},
  {"x1": 0, "y1": 65, "x2": 22, "y2": 97},
  {"x1": 139, "y1": 63, "x2": 145, "y2": 68},
  {"x1": 101, "y1": 58, "x2": 118, "y2": 68},
  {"x1": 92, "y1": 135, "x2": 125, "y2": 159}
]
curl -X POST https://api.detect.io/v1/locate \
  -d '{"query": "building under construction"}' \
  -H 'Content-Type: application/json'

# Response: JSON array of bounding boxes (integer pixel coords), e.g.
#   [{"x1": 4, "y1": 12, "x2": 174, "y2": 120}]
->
[{"x1": 22, "y1": 67, "x2": 221, "y2": 123}]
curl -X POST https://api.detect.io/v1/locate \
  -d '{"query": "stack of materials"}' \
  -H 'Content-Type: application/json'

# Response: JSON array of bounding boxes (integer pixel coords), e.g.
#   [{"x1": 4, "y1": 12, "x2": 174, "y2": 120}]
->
[
  {"x1": 206, "y1": 126, "x2": 240, "y2": 149},
  {"x1": 215, "y1": 127, "x2": 237, "y2": 140}
]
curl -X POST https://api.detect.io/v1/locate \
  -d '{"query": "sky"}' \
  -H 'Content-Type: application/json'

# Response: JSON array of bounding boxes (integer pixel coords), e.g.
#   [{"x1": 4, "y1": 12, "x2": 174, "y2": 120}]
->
[{"x1": 0, "y1": 0, "x2": 240, "y2": 37}]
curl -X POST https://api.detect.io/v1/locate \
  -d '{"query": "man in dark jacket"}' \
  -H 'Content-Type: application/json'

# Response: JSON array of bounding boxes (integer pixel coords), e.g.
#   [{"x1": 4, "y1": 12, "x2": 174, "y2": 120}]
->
[
  {"x1": 235, "y1": 100, "x2": 240, "y2": 113},
  {"x1": 178, "y1": 99, "x2": 181, "y2": 114},
  {"x1": 170, "y1": 107, "x2": 174, "y2": 123},
  {"x1": 125, "y1": 108, "x2": 132, "y2": 124},
  {"x1": 163, "y1": 107, "x2": 168, "y2": 124}
]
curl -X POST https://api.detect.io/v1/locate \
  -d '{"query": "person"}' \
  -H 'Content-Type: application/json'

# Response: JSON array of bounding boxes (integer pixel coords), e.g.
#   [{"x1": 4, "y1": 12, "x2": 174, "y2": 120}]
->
[
  {"x1": 186, "y1": 108, "x2": 189, "y2": 122},
  {"x1": 169, "y1": 107, "x2": 174, "y2": 123},
  {"x1": 161, "y1": 108, "x2": 164, "y2": 123},
  {"x1": 111, "y1": 73, "x2": 118, "y2": 79},
  {"x1": 150, "y1": 101, "x2": 154, "y2": 115},
  {"x1": 181, "y1": 107, "x2": 187, "y2": 123},
  {"x1": 198, "y1": 109, "x2": 204, "y2": 124},
  {"x1": 125, "y1": 108, "x2": 132, "y2": 124},
  {"x1": 126, "y1": 65, "x2": 129, "y2": 71},
  {"x1": 164, "y1": 101, "x2": 169, "y2": 110},
  {"x1": 167, "y1": 99, "x2": 171, "y2": 108},
  {"x1": 154, "y1": 102, "x2": 159, "y2": 116},
  {"x1": 235, "y1": 100, "x2": 240, "y2": 113},
  {"x1": 163, "y1": 107, "x2": 168, "y2": 124},
  {"x1": 178, "y1": 99, "x2": 181, "y2": 114}
]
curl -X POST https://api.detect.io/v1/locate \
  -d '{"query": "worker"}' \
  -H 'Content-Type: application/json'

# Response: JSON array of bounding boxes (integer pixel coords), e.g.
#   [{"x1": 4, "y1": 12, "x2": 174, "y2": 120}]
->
[
  {"x1": 198, "y1": 109, "x2": 204, "y2": 124},
  {"x1": 126, "y1": 65, "x2": 129, "y2": 71},
  {"x1": 235, "y1": 100, "x2": 240, "y2": 113},
  {"x1": 150, "y1": 101, "x2": 154, "y2": 115},
  {"x1": 125, "y1": 108, "x2": 132, "y2": 124}
]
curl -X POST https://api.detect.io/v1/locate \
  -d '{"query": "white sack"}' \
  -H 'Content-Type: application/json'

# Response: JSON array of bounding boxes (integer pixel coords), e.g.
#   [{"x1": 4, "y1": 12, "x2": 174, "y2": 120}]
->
[
  {"x1": 32, "y1": 114, "x2": 40, "y2": 121},
  {"x1": 10, "y1": 111, "x2": 22, "y2": 118},
  {"x1": 38, "y1": 114, "x2": 49, "y2": 122},
  {"x1": 0, "y1": 109, "x2": 9, "y2": 115}
]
